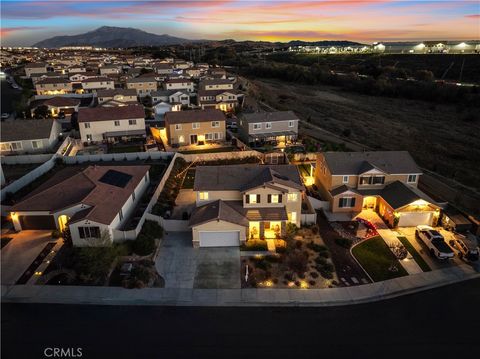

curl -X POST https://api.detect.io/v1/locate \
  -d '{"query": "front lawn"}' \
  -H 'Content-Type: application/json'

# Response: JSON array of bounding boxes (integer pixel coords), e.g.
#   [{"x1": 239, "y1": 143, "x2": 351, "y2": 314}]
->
[
  {"x1": 240, "y1": 239, "x2": 268, "y2": 251},
  {"x1": 397, "y1": 236, "x2": 432, "y2": 272},
  {"x1": 179, "y1": 147, "x2": 235, "y2": 154},
  {"x1": 352, "y1": 236, "x2": 408, "y2": 282}
]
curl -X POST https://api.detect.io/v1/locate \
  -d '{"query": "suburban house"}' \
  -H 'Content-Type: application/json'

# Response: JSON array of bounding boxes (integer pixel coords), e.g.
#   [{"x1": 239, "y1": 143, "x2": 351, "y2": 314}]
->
[
  {"x1": 199, "y1": 79, "x2": 233, "y2": 91},
  {"x1": 0, "y1": 119, "x2": 61, "y2": 154},
  {"x1": 68, "y1": 71, "x2": 98, "y2": 83},
  {"x1": 10, "y1": 165, "x2": 151, "y2": 246},
  {"x1": 99, "y1": 65, "x2": 121, "y2": 75},
  {"x1": 81, "y1": 77, "x2": 115, "y2": 93},
  {"x1": 164, "y1": 109, "x2": 226, "y2": 146},
  {"x1": 197, "y1": 90, "x2": 240, "y2": 111},
  {"x1": 154, "y1": 63, "x2": 174, "y2": 77},
  {"x1": 314, "y1": 151, "x2": 442, "y2": 227},
  {"x1": 35, "y1": 78, "x2": 73, "y2": 95},
  {"x1": 96, "y1": 89, "x2": 138, "y2": 105},
  {"x1": 163, "y1": 78, "x2": 195, "y2": 93},
  {"x1": 31, "y1": 72, "x2": 64, "y2": 85},
  {"x1": 67, "y1": 65, "x2": 87, "y2": 73},
  {"x1": 40, "y1": 97, "x2": 80, "y2": 117},
  {"x1": 126, "y1": 76, "x2": 158, "y2": 96},
  {"x1": 189, "y1": 164, "x2": 309, "y2": 247},
  {"x1": 239, "y1": 111, "x2": 299, "y2": 146},
  {"x1": 205, "y1": 67, "x2": 227, "y2": 79},
  {"x1": 24, "y1": 62, "x2": 48, "y2": 78},
  {"x1": 78, "y1": 105, "x2": 146, "y2": 143}
]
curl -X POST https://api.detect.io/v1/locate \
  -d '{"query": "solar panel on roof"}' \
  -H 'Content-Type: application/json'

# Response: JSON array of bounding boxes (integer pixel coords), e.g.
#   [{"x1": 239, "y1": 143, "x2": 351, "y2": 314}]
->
[{"x1": 99, "y1": 170, "x2": 132, "y2": 188}]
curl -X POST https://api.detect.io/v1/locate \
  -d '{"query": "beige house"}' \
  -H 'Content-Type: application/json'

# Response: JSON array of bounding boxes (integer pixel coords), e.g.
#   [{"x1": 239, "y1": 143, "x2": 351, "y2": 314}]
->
[
  {"x1": 164, "y1": 109, "x2": 226, "y2": 146},
  {"x1": 315, "y1": 151, "x2": 442, "y2": 227},
  {"x1": 78, "y1": 105, "x2": 146, "y2": 143},
  {"x1": 35, "y1": 78, "x2": 73, "y2": 95},
  {"x1": 189, "y1": 164, "x2": 309, "y2": 247},
  {"x1": 11, "y1": 166, "x2": 150, "y2": 247},
  {"x1": 25, "y1": 62, "x2": 48, "y2": 78},
  {"x1": 163, "y1": 78, "x2": 194, "y2": 93},
  {"x1": 99, "y1": 65, "x2": 121, "y2": 75},
  {"x1": 96, "y1": 89, "x2": 138, "y2": 105},
  {"x1": 1, "y1": 119, "x2": 61, "y2": 154},
  {"x1": 81, "y1": 77, "x2": 115, "y2": 93},
  {"x1": 126, "y1": 77, "x2": 158, "y2": 96}
]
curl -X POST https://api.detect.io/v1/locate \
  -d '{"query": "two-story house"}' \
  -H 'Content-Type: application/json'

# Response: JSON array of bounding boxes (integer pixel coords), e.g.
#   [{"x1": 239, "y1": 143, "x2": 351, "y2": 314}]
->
[
  {"x1": 99, "y1": 65, "x2": 121, "y2": 75},
  {"x1": 164, "y1": 109, "x2": 226, "y2": 146},
  {"x1": 24, "y1": 62, "x2": 48, "y2": 78},
  {"x1": 189, "y1": 164, "x2": 308, "y2": 247},
  {"x1": 163, "y1": 78, "x2": 195, "y2": 93},
  {"x1": 239, "y1": 111, "x2": 299, "y2": 146},
  {"x1": 126, "y1": 76, "x2": 158, "y2": 96},
  {"x1": 315, "y1": 151, "x2": 442, "y2": 227},
  {"x1": 35, "y1": 78, "x2": 73, "y2": 95},
  {"x1": 81, "y1": 77, "x2": 115, "y2": 93},
  {"x1": 78, "y1": 105, "x2": 146, "y2": 143},
  {"x1": 96, "y1": 89, "x2": 138, "y2": 106}
]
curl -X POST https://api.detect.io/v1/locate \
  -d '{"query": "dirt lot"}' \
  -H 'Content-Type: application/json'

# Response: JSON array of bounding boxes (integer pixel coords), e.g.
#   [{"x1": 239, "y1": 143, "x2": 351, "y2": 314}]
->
[{"x1": 247, "y1": 78, "x2": 480, "y2": 192}]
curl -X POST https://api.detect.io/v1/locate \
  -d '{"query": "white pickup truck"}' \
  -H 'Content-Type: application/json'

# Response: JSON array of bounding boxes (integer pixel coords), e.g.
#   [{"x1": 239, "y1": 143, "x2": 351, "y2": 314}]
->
[{"x1": 416, "y1": 225, "x2": 454, "y2": 260}]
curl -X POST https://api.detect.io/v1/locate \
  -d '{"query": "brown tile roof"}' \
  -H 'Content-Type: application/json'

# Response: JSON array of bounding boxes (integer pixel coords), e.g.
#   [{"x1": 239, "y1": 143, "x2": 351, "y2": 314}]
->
[
  {"x1": 12, "y1": 165, "x2": 150, "y2": 225},
  {"x1": 36, "y1": 78, "x2": 71, "y2": 85},
  {"x1": 189, "y1": 200, "x2": 249, "y2": 227},
  {"x1": 96, "y1": 89, "x2": 137, "y2": 97},
  {"x1": 164, "y1": 109, "x2": 225, "y2": 125},
  {"x1": 242, "y1": 111, "x2": 299, "y2": 123},
  {"x1": 165, "y1": 78, "x2": 193, "y2": 84},
  {"x1": 1, "y1": 119, "x2": 56, "y2": 142},
  {"x1": 82, "y1": 76, "x2": 113, "y2": 83},
  {"x1": 43, "y1": 97, "x2": 80, "y2": 107},
  {"x1": 78, "y1": 104, "x2": 144, "y2": 123}
]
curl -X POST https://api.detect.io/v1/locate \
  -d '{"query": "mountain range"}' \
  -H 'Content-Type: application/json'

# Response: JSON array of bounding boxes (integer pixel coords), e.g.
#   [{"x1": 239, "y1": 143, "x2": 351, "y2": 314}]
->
[
  {"x1": 34, "y1": 26, "x2": 368, "y2": 49},
  {"x1": 33, "y1": 26, "x2": 193, "y2": 48}
]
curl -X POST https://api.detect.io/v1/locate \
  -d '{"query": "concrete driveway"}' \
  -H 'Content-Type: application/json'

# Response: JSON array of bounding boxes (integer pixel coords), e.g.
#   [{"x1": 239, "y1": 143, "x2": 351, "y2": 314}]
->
[
  {"x1": 155, "y1": 232, "x2": 240, "y2": 289},
  {"x1": 1, "y1": 230, "x2": 56, "y2": 285}
]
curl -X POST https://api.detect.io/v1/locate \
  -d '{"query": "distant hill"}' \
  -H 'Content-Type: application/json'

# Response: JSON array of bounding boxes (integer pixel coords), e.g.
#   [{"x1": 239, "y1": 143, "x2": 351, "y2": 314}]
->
[
  {"x1": 285, "y1": 40, "x2": 366, "y2": 47},
  {"x1": 33, "y1": 26, "x2": 194, "y2": 48}
]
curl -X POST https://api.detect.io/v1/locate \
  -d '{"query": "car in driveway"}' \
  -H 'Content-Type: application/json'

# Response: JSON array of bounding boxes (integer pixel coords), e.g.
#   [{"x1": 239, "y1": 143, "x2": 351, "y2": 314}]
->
[
  {"x1": 416, "y1": 225, "x2": 454, "y2": 260},
  {"x1": 447, "y1": 233, "x2": 479, "y2": 261}
]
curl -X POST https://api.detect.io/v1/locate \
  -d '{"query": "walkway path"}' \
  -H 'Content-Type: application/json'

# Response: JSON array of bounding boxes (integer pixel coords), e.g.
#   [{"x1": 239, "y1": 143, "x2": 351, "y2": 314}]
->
[{"x1": 2, "y1": 264, "x2": 478, "y2": 307}]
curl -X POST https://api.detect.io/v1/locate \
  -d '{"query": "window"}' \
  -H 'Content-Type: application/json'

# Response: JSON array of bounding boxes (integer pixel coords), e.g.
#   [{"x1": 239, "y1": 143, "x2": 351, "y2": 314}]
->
[
  {"x1": 10, "y1": 142, "x2": 23, "y2": 150},
  {"x1": 119, "y1": 209, "x2": 123, "y2": 221},
  {"x1": 339, "y1": 197, "x2": 356, "y2": 208},
  {"x1": 360, "y1": 176, "x2": 371, "y2": 185},
  {"x1": 205, "y1": 133, "x2": 213, "y2": 140},
  {"x1": 78, "y1": 226, "x2": 101, "y2": 239},
  {"x1": 211, "y1": 121, "x2": 220, "y2": 128},
  {"x1": 253, "y1": 123, "x2": 262, "y2": 130},
  {"x1": 268, "y1": 194, "x2": 280, "y2": 203},
  {"x1": 372, "y1": 176, "x2": 385, "y2": 185},
  {"x1": 342, "y1": 176, "x2": 349, "y2": 184},
  {"x1": 0, "y1": 143, "x2": 9, "y2": 151},
  {"x1": 114, "y1": 120, "x2": 120, "y2": 126},
  {"x1": 265, "y1": 122, "x2": 272, "y2": 129},
  {"x1": 129, "y1": 119, "x2": 137, "y2": 125},
  {"x1": 214, "y1": 132, "x2": 222, "y2": 140},
  {"x1": 407, "y1": 174, "x2": 417, "y2": 183},
  {"x1": 289, "y1": 212, "x2": 297, "y2": 223},
  {"x1": 31, "y1": 140, "x2": 43, "y2": 149},
  {"x1": 288, "y1": 120, "x2": 294, "y2": 127},
  {"x1": 86, "y1": 134, "x2": 92, "y2": 141},
  {"x1": 287, "y1": 193, "x2": 298, "y2": 202},
  {"x1": 247, "y1": 194, "x2": 260, "y2": 204},
  {"x1": 199, "y1": 192, "x2": 209, "y2": 200},
  {"x1": 175, "y1": 124, "x2": 182, "y2": 130},
  {"x1": 192, "y1": 122, "x2": 200, "y2": 129},
  {"x1": 84, "y1": 122, "x2": 90, "y2": 129},
  {"x1": 132, "y1": 191, "x2": 136, "y2": 201}
]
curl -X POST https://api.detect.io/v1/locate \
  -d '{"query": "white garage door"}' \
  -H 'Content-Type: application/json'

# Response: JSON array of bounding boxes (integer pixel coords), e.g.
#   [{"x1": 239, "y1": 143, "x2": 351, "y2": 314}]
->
[
  {"x1": 199, "y1": 231, "x2": 240, "y2": 247},
  {"x1": 398, "y1": 212, "x2": 433, "y2": 227}
]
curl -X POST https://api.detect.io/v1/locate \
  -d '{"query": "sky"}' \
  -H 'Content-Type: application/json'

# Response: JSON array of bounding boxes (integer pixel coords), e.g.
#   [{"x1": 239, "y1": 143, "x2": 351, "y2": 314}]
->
[{"x1": 1, "y1": 0, "x2": 479, "y2": 46}]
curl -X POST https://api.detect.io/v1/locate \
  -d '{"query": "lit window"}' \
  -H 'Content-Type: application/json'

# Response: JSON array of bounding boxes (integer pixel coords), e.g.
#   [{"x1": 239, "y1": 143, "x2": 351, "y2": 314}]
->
[
  {"x1": 342, "y1": 176, "x2": 349, "y2": 184},
  {"x1": 199, "y1": 192, "x2": 209, "y2": 200},
  {"x1": 270, "y1": 194, "x2": 280, "y2": 203},
  {"x1": 289, "y1": 212, "x2": 297, "y2": 222},
  {"x1": 248, "y1": 194, "x2": 258, "y2": 204},
  {"x1": 287, "y1": 193, "x2": 298, "y2": 202},
  {"x1": 407, "y1": 174, "x2": 417, "y2": 183}
]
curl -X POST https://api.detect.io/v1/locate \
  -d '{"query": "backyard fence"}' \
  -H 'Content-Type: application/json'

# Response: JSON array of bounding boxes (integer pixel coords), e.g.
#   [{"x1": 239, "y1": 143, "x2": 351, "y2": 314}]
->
[{"x1": 1, "y1": 154, "x2": 53, "y2": 165}]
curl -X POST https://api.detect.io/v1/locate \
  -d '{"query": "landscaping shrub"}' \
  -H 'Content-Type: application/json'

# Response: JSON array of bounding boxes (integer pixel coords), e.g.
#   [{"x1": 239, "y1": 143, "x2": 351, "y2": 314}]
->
[
  {"x1": 335, "y1": 237, "x2": 353, "y2": 249},
  {"x1": 315, "y1": 256, "x2": 327, "y2": 266},
  {"x1": 310, "y1": 271, "x2": 319, "y2": 278},
  {"x1": 294, "y1": 240, "x2": 303, "y2": 249},
  {"x1": 72, "y1": 246, "x2": 117, "y2": 285},
  {"x1": 309, "y1": 280, "x2": 316, "y2": 286},
  {"x1": 140, "y1": 220, "x2": 163, "y2": 240},
  {"x1": 306, "y1": 241, "x2": 327, "y2": 252},
  {"x1": 131, "y1": 265, "x2": 151, "y2": 284},
  {"x1": 252, "y1": 257, "x2": 271, "y2": 271},
  {"x1": 133, "y1": 234, "x2": 155, "y2": 256},
  {"x1": 240, "y1": 240, "x2": 268, "y2": 251},
  {"x1": 286, "y1": 250, "x2": 308, "y2": 275},
  {"x1": 317, "y1": 251, "x2": 330, "y2": 259},
  {"x1": 294, "y1": 281, "x2": 300, "y2": 287}
]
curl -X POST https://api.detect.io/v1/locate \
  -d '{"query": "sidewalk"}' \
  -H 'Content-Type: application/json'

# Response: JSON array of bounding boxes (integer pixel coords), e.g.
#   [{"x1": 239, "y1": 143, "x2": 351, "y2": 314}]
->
[{"x1": 2, "y1": 264, "x2": 478, "y2": 307}]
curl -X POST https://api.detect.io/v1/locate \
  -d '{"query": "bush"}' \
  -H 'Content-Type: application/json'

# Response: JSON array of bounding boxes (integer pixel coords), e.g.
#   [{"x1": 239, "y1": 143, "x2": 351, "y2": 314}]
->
[
  {"x1": 286, "y1": 250, "x2": 309, "y2": 275},
  {"x1": 131, "y1": 265, "x2": 151, "y2": 284},
  {"x1": 140, "y1": 220, "x2": 163, "y2": 240},
  {"x1": 318, "y1": 251, "x2": 330, "y2": 259},
  {"x1": 306, "y1": 241, "x2": 327, "y2": 252},
  {"x1": 310, "y1": 271, "x2": 319, "y2": 278},
  {"x1": 335, "y1": 237, "x2": 352, "y2": 249},
  {"x1": 72, "y1": 246, "x2": 117, "y2": 285},
  {"x1": 133, "y1": 234, "x2": 156, "y2": 256},
  {"x1": 315, "y1": 256, "x2": 327, "y2": 266},
  {"x1": 309, "y1": 280, "x2": 316, "y2": 286},
  {"x1": 252, "y1": 257, "x2": 271, "y2": 271}
]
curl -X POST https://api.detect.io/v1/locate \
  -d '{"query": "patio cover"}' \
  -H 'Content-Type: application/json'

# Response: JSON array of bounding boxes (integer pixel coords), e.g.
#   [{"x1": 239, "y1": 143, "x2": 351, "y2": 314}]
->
[{"x1": 104, "y1": 129, "x2": 146, "y2": 137}]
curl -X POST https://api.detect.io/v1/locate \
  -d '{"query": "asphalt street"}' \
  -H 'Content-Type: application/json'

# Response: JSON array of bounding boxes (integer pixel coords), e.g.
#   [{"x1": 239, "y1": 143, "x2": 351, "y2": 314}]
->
[{"x1": 2, "y1": 278, "x2": 480, "y2": 359}]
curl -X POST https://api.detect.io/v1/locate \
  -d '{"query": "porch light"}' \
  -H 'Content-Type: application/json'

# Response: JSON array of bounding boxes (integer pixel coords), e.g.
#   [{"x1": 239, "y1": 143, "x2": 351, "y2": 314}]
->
[{"x1": 300, "y1": 280, "x2": 309, "y2": 289}]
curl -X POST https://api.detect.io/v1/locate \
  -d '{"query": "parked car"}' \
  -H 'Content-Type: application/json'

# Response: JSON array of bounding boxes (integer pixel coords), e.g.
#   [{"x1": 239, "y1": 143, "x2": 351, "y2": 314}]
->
[
  {"x1": 447, "y1": 233, "x2": 479, "y2": 261},
  {"x1": 416, "y1": 225, "x2": 454, "y2": 260},
  {"x1": 1, "y1": 113, "x2": 10, "y2": 120}
]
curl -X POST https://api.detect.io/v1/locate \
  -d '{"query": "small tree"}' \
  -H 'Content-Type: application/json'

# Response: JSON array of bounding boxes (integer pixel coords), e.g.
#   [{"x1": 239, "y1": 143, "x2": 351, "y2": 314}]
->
[{"x1": 33, "y1": 105, "x2": 49, "y2": 119}]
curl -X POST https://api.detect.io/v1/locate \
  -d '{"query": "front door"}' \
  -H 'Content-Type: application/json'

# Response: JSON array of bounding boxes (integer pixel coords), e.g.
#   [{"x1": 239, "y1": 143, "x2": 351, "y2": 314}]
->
[{"x1": 190, "y1": 134, "x2": 198, "y2": 144}]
